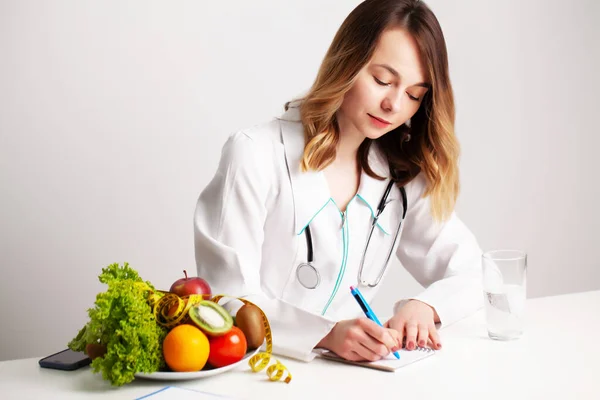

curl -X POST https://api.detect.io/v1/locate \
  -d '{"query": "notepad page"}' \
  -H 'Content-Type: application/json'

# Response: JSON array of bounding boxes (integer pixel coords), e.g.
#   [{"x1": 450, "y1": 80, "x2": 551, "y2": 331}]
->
[
  {"x1": 319, "y1": 347, "x2": 435, "y2": 371},
  {"x1": 367, "y1": 348, "x2": 435, "y2": 368}
]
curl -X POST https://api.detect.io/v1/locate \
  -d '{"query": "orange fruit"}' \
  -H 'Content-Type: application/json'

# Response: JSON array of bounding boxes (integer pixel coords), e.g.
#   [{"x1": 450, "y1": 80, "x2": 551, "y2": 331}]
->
[{"x1": 162, "y1": 324, "x2": 210, "y2": 372}]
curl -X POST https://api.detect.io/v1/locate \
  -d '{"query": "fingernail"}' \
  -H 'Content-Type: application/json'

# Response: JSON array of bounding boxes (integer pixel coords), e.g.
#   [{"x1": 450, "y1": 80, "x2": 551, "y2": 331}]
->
[
  {"x1": 418, "y1": 340, "x2": 425, "y2": 347},
  {"x1": 436, "y1": 343, "x2": 442, "y2": 349},
  {"x1": 408, "y1": 341, "x2": 414, "y2": 350},
  {"x1": 392, "y1": 346, "x2": 399, "y2": 352}
]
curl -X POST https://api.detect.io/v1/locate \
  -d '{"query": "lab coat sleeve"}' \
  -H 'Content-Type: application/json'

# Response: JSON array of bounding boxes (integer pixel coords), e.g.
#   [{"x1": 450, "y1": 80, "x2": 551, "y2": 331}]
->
[
  {"x1": 393, "y1": 173, "x2": 484, "y2": 327},
  {"x1": 194, "y1": 131, "x2": 336, "y2": 362}
]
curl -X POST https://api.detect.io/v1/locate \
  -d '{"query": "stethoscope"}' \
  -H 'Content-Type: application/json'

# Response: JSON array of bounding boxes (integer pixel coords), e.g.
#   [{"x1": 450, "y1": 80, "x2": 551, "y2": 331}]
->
[{"x1": 295, "y1": 179, "x2": 407, "y2": 289}]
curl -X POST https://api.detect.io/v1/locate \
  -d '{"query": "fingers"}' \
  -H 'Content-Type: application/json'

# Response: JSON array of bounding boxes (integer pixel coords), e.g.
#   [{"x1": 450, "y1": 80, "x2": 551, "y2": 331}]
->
[
  {"x1": 342, "y1": 320, "x2": 388, "y2": 361},
  {"x1": 358, "y1": 318, "x2": 396, "y2": 350},
  {"x1": 360, "y1": 335, "x2": 392, "y2": 360},
  {"x1": 387, "y1": 300, "x2": 442, "y2": 351},
  {"x1": 429, "y1": 324, "x2": 442, "y2": 350},
  {"x1": 404, "y1": 320, "x2": 418, "y2": 350},
  {"x1": 407, "y1": 321, "x2": 438, "y2": 350},
  {"x1": 417, "y1": 324, "x2": 429, "y2": 348},
  {"x1": 355, "y1": 325, "x2": 392, "y2": 360},
  {"x1": 386, "y1": 328, "x2": 402, "y2": 351},
  {"x1": 346, "y1": 351, "x2": 364, "y2": 362},
  {"x1": 338, "y1": 318, "x2": 443, "y2": 363},
  {"x1": 388, "y1": 318, "x2": 406, "y2": 349},
  {"x1": 355, "y1": 341, "x2": 385, "y2": 362}
]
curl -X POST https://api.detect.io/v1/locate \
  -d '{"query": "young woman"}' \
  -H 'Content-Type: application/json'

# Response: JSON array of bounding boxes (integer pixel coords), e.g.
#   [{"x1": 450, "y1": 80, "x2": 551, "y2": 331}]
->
[{"x1": 193, "y1": 0, "x2": 483, "y2": 363}]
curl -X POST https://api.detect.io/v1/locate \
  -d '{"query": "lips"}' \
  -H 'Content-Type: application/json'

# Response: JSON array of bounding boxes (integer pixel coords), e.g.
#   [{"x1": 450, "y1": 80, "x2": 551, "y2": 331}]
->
[
  {"x1": 368, "y1": 114, "x2": 391, "y2": 128},
  {"x1": 368, "y1": 114, "x2": 391, "y2": 124}
]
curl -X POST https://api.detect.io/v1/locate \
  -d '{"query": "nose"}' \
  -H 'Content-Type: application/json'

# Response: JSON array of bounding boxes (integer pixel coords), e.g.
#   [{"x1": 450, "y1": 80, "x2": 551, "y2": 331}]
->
[{"x1": 381, "y1": 89, "x2": 403, "y2": 113}]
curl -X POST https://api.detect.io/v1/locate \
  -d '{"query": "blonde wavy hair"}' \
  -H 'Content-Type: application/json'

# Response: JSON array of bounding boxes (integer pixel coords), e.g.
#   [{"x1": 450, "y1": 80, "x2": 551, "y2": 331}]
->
[{"x1": 286, "y1": 0, "x2": 459, "y2": 222}]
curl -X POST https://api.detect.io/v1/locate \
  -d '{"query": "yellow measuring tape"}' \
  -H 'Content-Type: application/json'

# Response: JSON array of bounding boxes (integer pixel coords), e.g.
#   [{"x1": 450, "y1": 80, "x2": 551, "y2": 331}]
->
[
  {"x1": 148, "y1": 290, "x2": 292, "y2": 383},
  {"x1": 152, "y1": 291, "x2": 205, "y2": 328}
]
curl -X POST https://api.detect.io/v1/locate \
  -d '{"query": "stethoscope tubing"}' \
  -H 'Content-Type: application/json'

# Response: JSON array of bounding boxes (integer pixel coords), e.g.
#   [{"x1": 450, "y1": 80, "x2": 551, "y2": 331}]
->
[{"x1": 297, "y1": 180, "x2": 407, "y2": 289}]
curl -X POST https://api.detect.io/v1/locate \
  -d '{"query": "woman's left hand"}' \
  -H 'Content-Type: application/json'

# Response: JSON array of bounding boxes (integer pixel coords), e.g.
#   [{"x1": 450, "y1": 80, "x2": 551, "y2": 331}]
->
[{"x1": 384, "y1": 300, "x2": 442, "y2": 351}]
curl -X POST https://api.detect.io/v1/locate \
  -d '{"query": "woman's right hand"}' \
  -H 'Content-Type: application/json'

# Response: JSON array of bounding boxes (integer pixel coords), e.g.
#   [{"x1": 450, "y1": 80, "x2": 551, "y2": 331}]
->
[{"x1": 317, "y1": 318, "x2": 401, "y2": 361}]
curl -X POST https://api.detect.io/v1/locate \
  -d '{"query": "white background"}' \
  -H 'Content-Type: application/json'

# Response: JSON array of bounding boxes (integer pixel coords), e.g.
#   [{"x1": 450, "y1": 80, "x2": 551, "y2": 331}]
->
[{"x1": 1, "y1": 0, "x2": 598, "y2": 362}]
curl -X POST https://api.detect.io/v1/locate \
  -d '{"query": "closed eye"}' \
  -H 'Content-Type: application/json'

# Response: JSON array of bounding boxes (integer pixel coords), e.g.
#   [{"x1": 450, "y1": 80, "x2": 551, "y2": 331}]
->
[
  {"x1": 407, "y1": 93, "x2": 420, "y2": 101},
  {"x1": 373, "y1": 76, "x2": 391, "y2": 86}
]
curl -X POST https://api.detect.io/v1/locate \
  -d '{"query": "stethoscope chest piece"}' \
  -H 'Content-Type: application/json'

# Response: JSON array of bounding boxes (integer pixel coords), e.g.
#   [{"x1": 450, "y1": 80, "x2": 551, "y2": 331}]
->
[{"x1": 296, "y1": 262, "x2": 320, "y2": 289}]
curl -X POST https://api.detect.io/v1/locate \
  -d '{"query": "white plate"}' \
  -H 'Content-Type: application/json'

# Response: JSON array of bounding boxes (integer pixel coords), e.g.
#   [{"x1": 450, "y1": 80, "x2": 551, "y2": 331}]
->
[{"x1": 134, "y1": 347, "x2": 261, "y2": 381}]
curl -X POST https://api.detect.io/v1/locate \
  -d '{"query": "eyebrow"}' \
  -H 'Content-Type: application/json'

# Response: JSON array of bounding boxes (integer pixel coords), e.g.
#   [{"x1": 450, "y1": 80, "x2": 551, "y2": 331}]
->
[{"x1": 374, "y1": 63, "x2": 431, "y2": 89}]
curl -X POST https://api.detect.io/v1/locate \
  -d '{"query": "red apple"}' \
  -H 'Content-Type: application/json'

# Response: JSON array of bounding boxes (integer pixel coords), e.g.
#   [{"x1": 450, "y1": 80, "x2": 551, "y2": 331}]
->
[{"x1": 169, "y1": 270, "x2": 212, "y2": 300}]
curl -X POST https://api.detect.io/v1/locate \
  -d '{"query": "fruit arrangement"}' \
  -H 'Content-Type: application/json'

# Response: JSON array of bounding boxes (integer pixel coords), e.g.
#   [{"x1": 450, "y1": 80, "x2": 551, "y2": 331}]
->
[{"x1": 67, "y1": 263, "x2": 289, "y2": 386}]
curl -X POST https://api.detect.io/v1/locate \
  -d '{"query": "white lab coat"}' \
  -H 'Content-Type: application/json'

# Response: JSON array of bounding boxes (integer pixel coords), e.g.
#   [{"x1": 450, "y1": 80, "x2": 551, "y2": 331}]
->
[{"x1": 194, "y1": 104, "x2": 483, "y2": 362}]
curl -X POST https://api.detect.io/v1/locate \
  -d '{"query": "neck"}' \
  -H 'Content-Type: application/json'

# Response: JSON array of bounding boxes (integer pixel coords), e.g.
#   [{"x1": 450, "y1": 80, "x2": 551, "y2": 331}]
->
[{"x1": 335, "y1": 116, "x2": 364, "y2": 166}]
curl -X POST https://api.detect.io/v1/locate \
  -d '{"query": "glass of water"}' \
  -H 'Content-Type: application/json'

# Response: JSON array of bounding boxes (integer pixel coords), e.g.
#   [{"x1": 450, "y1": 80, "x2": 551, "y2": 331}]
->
[{"x1": 482, "y1": 249, "x2": 527, "y2": 340}]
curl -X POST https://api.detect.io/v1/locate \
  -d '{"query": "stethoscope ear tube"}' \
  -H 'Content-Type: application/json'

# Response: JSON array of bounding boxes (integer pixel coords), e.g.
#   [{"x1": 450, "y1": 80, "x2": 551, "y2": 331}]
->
[
  {"x1": 305, "y1": 225, "x2": 313, "y2": 263},
  {"x1": 400, "y1": 186, "x2": 407, "y2": 219},
  {"x1": 359, "y1": 185, "x2": 407, "y2": 288},
  {"x1": 377, "y1": 178, "x2": 395, "y2": 212}
]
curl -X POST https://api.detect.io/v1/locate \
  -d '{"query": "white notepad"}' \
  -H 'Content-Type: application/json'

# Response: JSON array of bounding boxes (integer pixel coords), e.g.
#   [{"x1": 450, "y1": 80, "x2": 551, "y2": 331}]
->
[{"x1": 319, "y1": 347, "x2": 436, "y2": 372}]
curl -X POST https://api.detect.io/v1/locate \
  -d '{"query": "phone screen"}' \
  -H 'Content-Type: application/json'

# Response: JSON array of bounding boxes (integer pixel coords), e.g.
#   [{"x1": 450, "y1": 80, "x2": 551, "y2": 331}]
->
[
  {"x1": 44, "y1": 349, "x2": 89, "y2": 364},
  {"x1": 39, "y1": 348, "x2": 91, "y2": 370}
]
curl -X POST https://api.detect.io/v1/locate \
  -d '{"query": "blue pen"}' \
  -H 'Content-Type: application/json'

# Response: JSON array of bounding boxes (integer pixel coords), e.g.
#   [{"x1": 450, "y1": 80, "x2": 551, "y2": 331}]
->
[{"x1": 350, "y1": 286, "x2": 400, "y2": 359}]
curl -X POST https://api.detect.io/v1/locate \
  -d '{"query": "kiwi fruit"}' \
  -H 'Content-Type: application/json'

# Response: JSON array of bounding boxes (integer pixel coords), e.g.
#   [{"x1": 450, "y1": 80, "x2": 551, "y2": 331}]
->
[
  {"x1": 235, "y1": 304, "x2": 266, "y2": 349},
  {"x1": 188, "y1": 300, "x2": 233, "y2": 336}
]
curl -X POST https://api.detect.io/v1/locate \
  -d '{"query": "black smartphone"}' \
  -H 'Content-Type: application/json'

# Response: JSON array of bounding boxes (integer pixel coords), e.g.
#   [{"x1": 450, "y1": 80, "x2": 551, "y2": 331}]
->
[{"x1": 39, "y1": 348, "x2": 91, "y2": 371}]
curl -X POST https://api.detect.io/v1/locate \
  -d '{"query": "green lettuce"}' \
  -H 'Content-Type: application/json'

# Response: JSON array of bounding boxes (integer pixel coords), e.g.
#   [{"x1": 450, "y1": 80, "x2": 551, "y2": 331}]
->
[{"x1": 68, "y1": 262, "x2": 168, "y2": 386}]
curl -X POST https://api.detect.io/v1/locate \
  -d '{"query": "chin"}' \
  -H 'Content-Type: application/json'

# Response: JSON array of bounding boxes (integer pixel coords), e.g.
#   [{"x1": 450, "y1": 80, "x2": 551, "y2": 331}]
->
[
  {"x1": 363, "y1": 127, "x2": 392, "y2": 140},
  {"x1": 364, "y1": 133, "x2": 383, "y2": 140}
]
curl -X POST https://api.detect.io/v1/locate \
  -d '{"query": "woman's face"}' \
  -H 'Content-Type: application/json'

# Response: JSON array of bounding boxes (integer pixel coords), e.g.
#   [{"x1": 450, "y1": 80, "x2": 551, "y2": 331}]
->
[{"x1": 337, "y1": 27, "x2": 430, "y2": 141}]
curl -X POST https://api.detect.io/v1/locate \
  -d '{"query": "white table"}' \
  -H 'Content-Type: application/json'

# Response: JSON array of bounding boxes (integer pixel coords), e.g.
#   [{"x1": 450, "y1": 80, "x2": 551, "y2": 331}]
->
[{"x1": 1, "y1": 290, "x2": 598, "y2": 400}]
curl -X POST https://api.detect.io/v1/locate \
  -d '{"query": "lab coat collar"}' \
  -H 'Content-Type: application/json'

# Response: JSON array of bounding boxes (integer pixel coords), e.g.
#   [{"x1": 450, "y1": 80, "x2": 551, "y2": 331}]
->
[
  {"x1": 279, "y1": 104, "x2": 331, "y2": 235},
  {"x1": 278, "y1": 103, "x2": 393, "y2": 235}
]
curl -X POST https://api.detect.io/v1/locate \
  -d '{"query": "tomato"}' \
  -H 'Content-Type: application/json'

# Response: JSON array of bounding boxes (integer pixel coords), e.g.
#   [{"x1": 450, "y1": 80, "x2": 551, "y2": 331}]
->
[{"x1": 207, "y1": 326, "x2": 248, "y2": 368}]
